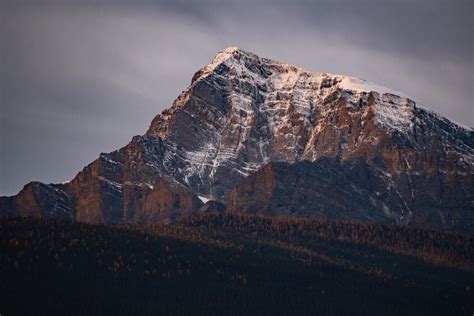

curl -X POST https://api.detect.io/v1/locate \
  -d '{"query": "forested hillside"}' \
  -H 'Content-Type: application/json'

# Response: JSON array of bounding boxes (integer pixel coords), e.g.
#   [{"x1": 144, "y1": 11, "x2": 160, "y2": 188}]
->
[{"x1": 1, "y1": 214, "x2": 472, "y2": 315}]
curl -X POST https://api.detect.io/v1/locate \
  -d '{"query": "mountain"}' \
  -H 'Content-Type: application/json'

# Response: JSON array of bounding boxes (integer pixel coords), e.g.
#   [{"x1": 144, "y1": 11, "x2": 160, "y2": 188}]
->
[{"x1": 1, "y1": 47, "x2": 473, "y2": 232}]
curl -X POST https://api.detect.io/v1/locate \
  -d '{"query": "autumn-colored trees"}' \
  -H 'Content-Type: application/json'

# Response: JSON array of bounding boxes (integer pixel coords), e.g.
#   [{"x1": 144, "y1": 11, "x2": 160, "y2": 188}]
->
[{"x1": 1, "y1": 215, "x2": 473, "y2": 315}]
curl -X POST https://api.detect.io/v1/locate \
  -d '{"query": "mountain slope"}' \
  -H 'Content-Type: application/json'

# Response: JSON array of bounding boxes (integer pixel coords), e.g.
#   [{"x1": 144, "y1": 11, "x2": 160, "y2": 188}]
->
[
  {"x1": 1, "y1": 47, "x2": 472, "y2": 232},
  {"x1": 227, "y1": 158, "x2": 473, "y2": 233}
]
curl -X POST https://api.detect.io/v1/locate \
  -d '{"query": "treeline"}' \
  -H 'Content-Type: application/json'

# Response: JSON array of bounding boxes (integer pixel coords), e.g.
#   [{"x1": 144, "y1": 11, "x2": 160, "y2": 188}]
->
[
  {"x1": 1, "y1": 215, "x2": 473, "y2": 315},
  {"x1": 138, "y1": 213, "x2": 474, "y2": 271}
]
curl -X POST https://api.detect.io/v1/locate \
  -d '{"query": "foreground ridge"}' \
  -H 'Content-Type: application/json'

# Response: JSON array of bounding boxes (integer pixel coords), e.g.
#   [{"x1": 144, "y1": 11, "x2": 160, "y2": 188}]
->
[{"x1": 1, "y1": 214, "x2": 473, "y2": 315}]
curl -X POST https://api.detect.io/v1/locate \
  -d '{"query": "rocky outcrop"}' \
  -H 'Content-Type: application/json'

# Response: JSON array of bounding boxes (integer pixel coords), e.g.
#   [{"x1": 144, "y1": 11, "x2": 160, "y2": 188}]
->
[
  {"x1": 226, "y1": 158, "x2": 473, "y2": 233},
  {"x1": 227, "y1": 163, "x2": 276, "y2": 215},
  {"x1": 61, "y1": 136, "x2": 203, "y2": 224},
  {"x1": 0, "y1": 182, "x2": 72, "y2": 220},
  {"x1": 0, "y1": 47, "x2": 472, "y2": 231},
  {"x1": 0, "y1": 136, "x2": 203, "y2": 224}
]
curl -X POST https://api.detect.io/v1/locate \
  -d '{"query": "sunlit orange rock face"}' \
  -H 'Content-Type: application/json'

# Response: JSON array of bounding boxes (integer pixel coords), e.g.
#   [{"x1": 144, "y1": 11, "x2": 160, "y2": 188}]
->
[
  {"x1": 62, "y1": 138, "x2": 202, "y2": 224},
  {"x1": 0, "y1": 182, "x2": 72, "y2": 219},
  {"x1": 0, "y1": 47, "x2": 472, "y2": 232},
  {"x1": 227, "y1": 163, "x2": 276, "y2": 215}
]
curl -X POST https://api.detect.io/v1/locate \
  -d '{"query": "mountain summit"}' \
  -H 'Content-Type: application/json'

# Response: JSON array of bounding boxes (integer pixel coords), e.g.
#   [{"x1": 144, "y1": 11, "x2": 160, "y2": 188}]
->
[{"x1": 1, "y1": 47, "x2": 473, "y2": 232}]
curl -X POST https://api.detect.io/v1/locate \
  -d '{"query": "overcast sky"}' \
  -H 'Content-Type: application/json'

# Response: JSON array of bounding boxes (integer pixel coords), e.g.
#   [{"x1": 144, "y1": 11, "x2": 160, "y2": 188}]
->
[{"x1": 1, "y1": 0, "x2": 473, "y2": 195}]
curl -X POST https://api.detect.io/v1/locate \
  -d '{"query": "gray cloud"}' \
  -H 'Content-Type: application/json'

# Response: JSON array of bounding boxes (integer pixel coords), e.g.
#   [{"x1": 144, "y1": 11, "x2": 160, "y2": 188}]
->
[{"x1": 1, "y1": 0, "x2": 472, "y2": 195}]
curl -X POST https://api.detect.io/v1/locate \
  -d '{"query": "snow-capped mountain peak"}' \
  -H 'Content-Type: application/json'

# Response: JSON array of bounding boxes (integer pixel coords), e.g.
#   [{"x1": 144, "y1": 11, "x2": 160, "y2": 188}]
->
[
  {"x1": 187, "y1": 47, "x2": 421, "y2": 134},
  {"x1": 2, "y1": 47, "x2": 472, "y2": 233}
]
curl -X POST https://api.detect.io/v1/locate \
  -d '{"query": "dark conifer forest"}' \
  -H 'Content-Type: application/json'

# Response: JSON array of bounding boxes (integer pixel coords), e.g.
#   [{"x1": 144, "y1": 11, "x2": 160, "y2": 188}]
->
[{"x1": 1, "y1": 214, "x2": 473, "y2": 315}]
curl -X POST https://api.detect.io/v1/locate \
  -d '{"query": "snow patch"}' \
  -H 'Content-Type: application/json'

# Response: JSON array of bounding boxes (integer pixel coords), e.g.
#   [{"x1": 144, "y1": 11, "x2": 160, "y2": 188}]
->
[
  {"x1": 373, "y1": 97, "x2": 414, "y2": 133},
  {"x1": 338, "y1": 76, "x2": 410, "y2": 98},
  {"x1": 198, "y1": 195, "x2": 211, "y2": 203}
]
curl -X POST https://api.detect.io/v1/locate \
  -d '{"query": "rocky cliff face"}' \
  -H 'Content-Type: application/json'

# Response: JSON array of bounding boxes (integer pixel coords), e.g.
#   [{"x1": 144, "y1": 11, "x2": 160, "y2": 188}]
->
[
  {"x1": 0, "y1": 182, "x2": 72, "y2": 220},
  {"x1": 1, "y1": 47, "x2": 472, "y2": 231},
  {"x1": 227, "y1": 158, "x2": 473, "y2": 233},
  {"x1": 1, "y1": 135, "x2": 203, "y2": 224},
  {"x1": 63, "y1": 136, "x2": 203, "y2": 224}
]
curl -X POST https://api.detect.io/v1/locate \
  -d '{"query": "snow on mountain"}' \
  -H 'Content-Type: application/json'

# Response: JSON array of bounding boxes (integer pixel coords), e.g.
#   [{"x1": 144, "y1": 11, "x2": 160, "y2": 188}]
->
[
  {"x1": 146, "y1": 47, "x2": 471, "y2": 200},
  {"x1": 1, "y1": 47, "x2": 472, "y2": 233}
]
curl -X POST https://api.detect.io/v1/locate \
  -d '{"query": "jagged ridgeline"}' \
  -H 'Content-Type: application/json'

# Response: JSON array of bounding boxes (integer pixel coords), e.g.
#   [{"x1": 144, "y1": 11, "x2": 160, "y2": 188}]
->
[{"x1": 1, "y1": 47, "x2": 473, "y2": 233}]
